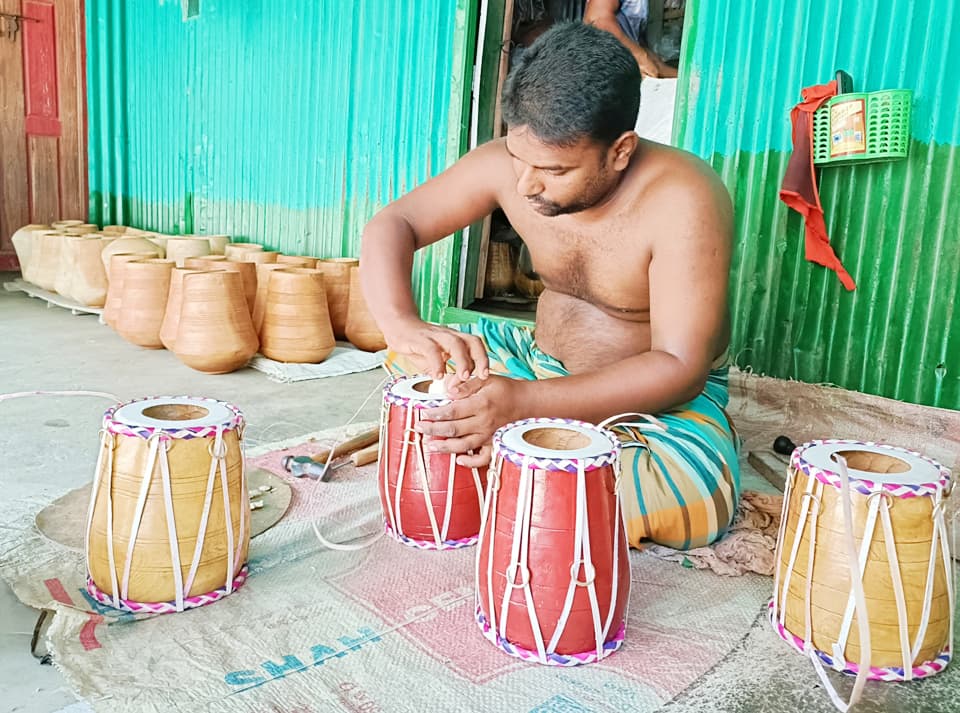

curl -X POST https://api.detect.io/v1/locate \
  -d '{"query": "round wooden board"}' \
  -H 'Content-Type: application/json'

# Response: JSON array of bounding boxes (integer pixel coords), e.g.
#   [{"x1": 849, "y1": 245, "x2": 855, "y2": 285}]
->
[{"x1": 35, "y1": 467, "x2": 292, "y2": 551}]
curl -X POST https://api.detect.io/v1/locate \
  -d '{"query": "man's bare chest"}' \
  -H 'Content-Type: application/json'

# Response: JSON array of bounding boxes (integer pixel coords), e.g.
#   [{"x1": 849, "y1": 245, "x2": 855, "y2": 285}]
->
[{"x1": 506, "y1": 213, "x2": 651, "y2": 314}]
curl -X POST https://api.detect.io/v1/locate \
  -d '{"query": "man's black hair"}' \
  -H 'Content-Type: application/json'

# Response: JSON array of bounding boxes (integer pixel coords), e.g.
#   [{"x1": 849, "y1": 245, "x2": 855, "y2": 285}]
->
[{"x1": 502, "y1": 21, "x2": 641, "y2": 147}]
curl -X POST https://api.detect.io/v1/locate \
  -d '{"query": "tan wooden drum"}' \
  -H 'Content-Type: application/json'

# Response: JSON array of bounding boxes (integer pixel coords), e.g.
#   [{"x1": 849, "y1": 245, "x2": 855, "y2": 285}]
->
[
  {"x1": 770, "y1": 439, "x2": 954, "y2": 706},
  {"x1": 85, "y1": 397, "x2": 250, "y2": 613}
]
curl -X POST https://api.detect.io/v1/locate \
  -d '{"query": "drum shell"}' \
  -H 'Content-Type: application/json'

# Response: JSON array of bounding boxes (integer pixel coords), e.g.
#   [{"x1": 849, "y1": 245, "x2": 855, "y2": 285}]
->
[
  {"x1": 477, "y1": 456, "x2": 630, "y2": 656},
  {"x1": 776, "y1": 467, "x2": 951, "y2": 667},
  {"x1": 87, "y1": 428, "x2": 250, "y2": 603},
  {"x1": 378, "y1": 401, "x2": 485, "y2": 543}
]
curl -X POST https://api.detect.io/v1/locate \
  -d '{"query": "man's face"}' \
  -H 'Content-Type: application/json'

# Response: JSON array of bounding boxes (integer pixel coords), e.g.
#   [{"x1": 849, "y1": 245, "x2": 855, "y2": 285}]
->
[{"x1": 505, "y1": 126, "x2": 614, "y2": 217}]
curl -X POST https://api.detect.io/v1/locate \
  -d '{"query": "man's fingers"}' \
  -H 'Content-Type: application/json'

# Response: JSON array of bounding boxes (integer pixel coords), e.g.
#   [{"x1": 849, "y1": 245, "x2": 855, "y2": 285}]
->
[
  {"x1": 456, "y1": 446, "x2": 492, "y2": 468},
  {"x1": 465, "y1": 334, "x2": 490, "y2": 379},
  {"x1": 426, "y1": 434, "x2": 488, "y2": 456},
  {"x1": 412, "y1": 339, "x2": 448, "y2": 381},
  {"x1": 434, "y1": 331, "x2": 474, "y2": 380}
]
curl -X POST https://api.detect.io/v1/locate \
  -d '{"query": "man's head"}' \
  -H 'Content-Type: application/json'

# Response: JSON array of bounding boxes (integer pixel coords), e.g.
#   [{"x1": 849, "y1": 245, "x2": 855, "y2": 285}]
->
[{"x1": 501, "y1": 22, "x2": 642, "y2": 216}]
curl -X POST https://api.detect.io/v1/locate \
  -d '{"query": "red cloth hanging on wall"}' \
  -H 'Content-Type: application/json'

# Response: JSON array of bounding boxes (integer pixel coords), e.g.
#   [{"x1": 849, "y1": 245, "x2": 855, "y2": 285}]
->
[{"x1": 779, "y1": 80, "x2": 857, "y2": 291}]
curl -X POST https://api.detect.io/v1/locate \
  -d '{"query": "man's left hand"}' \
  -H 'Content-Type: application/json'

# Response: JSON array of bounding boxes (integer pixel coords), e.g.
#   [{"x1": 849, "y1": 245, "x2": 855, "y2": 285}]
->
[{"x1": 416, "y1": 375, "x2": 525, "y2": 468}]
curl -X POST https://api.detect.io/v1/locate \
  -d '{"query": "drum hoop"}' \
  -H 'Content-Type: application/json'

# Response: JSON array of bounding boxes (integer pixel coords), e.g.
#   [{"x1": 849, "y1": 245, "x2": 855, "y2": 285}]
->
[
  {"x1": 85, "y1": 566, "x2": 249, "y2": 614},
  {"x1": 476, "y1": 606, "x2": 626, "y2": 666},
  {"x1": 766, "y1": 600, "x2": 952, "y2": 682},
  {"x1": 790, "y1": 439, "x2": 951, "y2": 497},
  {"x1": 492, "y1": 417, "x2": 621, "y2": 473},
  {"x1": 103, "y1": 396, "x2": 244, "y2": 440},
  {"x1": 382, "y1": 375, "x2": 449, "y2": 409}
]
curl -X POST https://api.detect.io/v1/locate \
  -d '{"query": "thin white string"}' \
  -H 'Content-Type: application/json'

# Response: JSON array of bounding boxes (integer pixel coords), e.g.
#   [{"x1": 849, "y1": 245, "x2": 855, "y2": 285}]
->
[
  {"x1": 158, "y1": 444, "x2": 185, "y2": 611},
  {"x1": 832, "y1": 493, "x2": 881, "y2": 666},
  {"x1": 0, "y1": 389, "x2": 120, "y2": 403},
  {"x1": 484, "y1": 457, "x2": 502, "y2": 634}
]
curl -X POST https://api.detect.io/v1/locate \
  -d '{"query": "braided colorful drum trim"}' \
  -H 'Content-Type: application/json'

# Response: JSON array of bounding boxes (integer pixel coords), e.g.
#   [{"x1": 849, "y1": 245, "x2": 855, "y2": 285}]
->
[
  {"x1": 103, "y1": 396, "x2": 244, "y2": 440},
  {"x1": 476, "y1": 607, "x2": 625, "y2": 666},
  {"x1": 790, "y1": 439, "x2": 950, "y2": 497},
  {"x1": 766, "y1": 601, "x2": 952, "y2": 681},
  {"x1": 492, "y1": 418, "x2": 621, "y2": 473},
  {"x1": 382, "y1": 375, "x2": 449, "y2": 410},
  {"x1": 86, "y1": 566, "x2": 249, "y2": 614},
  {"x1": 384, "y1": 522, "x2": 478, "y2": 551}
]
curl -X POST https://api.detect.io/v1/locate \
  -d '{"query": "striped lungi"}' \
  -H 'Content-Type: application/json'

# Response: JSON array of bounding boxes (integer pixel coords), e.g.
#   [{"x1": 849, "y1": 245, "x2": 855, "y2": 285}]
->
[{"x1": 384, "y1": 317, "x2": 740, "y2": 550}]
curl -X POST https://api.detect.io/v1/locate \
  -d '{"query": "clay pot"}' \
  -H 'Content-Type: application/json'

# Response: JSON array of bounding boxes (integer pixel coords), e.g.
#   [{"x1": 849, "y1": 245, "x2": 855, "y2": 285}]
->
[
  {"x1": 259, "y1": 268, "x2": 335, "y2": 363},
  {"x1": 316, "y1": 258, "x2": 359, "y2": 339},
  {"x1": 276, "y1": 255, "x2": 317, "y2": 268},
  {"x1": 102, "y1": 237, "x2": 162, "y2": 276},
  {"x1": 51, "y1": 220, "x2": 84, "y2": 230},
  {"x1": 124, "y1": 227, "x2": 149, "y2": 236},
  {"x1": 102, "y1": 225, "x2": 128, "y2": 235},
  {"x1": 183, "y1": 255, "x2": 228, "y2": 269},
  {"x1": 103, "y1": 253, "x2": 156, "y2": 328},
  {"x1": 224, "y1": 243, "x2": 263, "y2": 261},
  {"x1": 345, "y1": 265, "x2": 386, "y2": 352},
  {"x1": 251, "y1": 263, "x2": 291, "y2": 332},
  {"x1": 10, "y1": 224, "x2": 50, "y2": 282},
  {"x1": 31, "y1": 232, "x2": 68, "y2": 291},
  {"x1": 206, "y1": 235, "x2": 230, "y2": 255},
  {"x1": 164, "y1": 237, "x2": 210, "y2": 267},
  {"x1": 115, "y1": 259, "x2": 175, "y2": 348},
  {"x1": 173, "y1": 270, "x2": 258, "y2": 374},
  {"x1": 64, "y1": 224, "x2": 98, "y2": 235},
  {"x1": 63, "y1": 237, "x2": 109, "y2": 307},
  {"x1": 485, "y1": 241, "x2": 515, "y2": 296},
  {"x1": 54, "y1": 235, "x2": 84, "y2": 296},
  {"x1": 240, "y1": 250, "x2": 279, "y2": 265},
  {"x1": 159, "y1": 267, "x2": 220, "y2": 351},
  {"x1": 216, "y1": 260, "x2": 257, "y2": 312}
]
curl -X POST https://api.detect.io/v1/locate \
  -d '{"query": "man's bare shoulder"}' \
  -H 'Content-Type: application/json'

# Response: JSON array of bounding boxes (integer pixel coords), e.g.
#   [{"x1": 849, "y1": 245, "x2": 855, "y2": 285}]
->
[{"x1": 630, "y1": 141, "x2": 733, "y2": 234}]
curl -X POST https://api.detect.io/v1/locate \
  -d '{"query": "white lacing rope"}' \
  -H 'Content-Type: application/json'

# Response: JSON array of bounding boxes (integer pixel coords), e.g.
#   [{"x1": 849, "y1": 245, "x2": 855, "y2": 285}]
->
[
  {"x1": 549, "y1": 463, "x2": 585, "y2": 654},
  {"x1": 412, "y1": 431, "x2": 443, "y2": 549},
  {"x1": 380, "y1": 399, "x2": 395, "y2": 532},
  {"x1": 234, "y1": 429, "x2": 248, "y2": 574},
  {"x1": 802, "y1": 481, "x2": 823, "y2": 647},
  {"x1": 832, "y1": 492, "x2": 881, "y2": 666},
  {"x1": 779, "y1": 472, "x2": 816, "y2": 626},
  {"x1": 602, "y1": 466, "x2": 624, "y2": 642},
  {"x1": 104, "y1": 436, "x2": 120, "y2": 609},
  {"x1": 517, "y1": 458, "x2": 548, "y2": 661},
  {"x1": 182, "y1": 432, "x2": 220, "y2": 598},
  {"x1": 578, "y1": 461, "x2": 605, "y2": 659},
  {"x1": 771, "y1": 468, "x2": 795, "y2": 621},
  {"x1": 483, "y1": 457, "x2": 502, "y2": 634},
  {"x1": 908, "y1": 488, "x2": 942, "y2": 664},
  {"x1": 120, "y1": 436, "x2": 161, "y2": 599},
  {"x1": 878, "y1": 495, "x2": 912, "y2": 679},
  {"x1": 217, "y1": 428, "x2": 237, "y2": 594},
  {"x1": 157, "y1": 442, "x2": 185, "y2": 611},
  {"x1": 84, "y1": 431, "x2": 109, "y2": 580},
  {"x1": 937, "y1": 492, "x2": 955, "y2": 656},
  {"x1": 597, "y1": 412, "x2": 666, "y2": 432},
  {"x1": 440, "y1": 454, "x2": 457, "y2": 542},
  {"x1": 805, "y1": 456, "x2": 871, "y2": 713},
  {"x1": 392, "y1": 406, "x2": 415, "y2": 537}
]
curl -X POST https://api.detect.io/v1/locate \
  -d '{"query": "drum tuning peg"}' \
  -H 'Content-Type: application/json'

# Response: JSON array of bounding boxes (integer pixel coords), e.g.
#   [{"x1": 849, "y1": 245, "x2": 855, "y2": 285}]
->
[{"x1": 773, "y1": 436, "x2": 797, "y2": 456}]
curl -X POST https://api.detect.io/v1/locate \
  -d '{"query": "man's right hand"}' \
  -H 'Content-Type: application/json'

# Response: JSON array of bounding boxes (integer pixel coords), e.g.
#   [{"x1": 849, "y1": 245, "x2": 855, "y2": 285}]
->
[{"x1": 385, "y1": 318, "x2": 490, "y2": 382}]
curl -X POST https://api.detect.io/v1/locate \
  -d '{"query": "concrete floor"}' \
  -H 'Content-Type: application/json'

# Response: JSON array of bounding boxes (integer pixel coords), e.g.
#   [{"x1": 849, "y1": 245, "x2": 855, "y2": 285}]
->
[
  {"x1": 0, "y1": 277, "x2": 384, "y2": 712},
  {"x1": 2, "y1": 275, "x2": 957, "y2": 713}
]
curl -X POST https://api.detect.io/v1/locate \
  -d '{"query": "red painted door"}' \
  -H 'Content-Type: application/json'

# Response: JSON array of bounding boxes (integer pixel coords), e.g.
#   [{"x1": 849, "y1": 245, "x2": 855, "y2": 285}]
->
[{"x1": 0, "y1": 0, "x2": 87, "y2": 271}]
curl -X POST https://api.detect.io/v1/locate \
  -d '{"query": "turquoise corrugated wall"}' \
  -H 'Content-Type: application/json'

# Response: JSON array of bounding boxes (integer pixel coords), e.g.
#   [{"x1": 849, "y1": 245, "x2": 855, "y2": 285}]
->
[
  {"x1": 675, "y1": 0, "x2": 960, "y2": 409},
  {"x1": 86, "y1": 0, "x2": 476, "y2": 320}
]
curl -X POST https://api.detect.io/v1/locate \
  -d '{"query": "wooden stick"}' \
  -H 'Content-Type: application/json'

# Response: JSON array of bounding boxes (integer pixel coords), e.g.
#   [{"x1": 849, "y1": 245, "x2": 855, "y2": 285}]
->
[
  {"x1": 307, "y1": 426, "x2": 379, "y2": 465},
  {"x1": 351, "y1": 442, "x2": 380, "y2": 467}
]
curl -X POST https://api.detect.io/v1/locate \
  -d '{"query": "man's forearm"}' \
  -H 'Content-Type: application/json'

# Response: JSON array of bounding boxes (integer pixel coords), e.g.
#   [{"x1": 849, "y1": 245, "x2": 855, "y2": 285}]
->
[
  {"x1": 518, "y1": 350, "x2": 708, "y2": 423},
  {"x1": 359, "y1": 212, "x2": 422, "y2": 332}
]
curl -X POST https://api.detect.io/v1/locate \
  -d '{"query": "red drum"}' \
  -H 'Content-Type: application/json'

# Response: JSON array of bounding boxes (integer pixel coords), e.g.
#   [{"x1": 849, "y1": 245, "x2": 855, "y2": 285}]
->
[
  {"x1": 378, "y1": 375, "x2": 486, "y2": 550},
  {"x1": 476, "y1": 418, "x2": 630, "y2": 665}
]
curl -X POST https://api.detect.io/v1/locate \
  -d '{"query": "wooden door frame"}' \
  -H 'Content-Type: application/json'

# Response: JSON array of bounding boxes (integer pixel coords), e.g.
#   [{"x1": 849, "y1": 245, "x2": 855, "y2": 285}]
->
[{"x1": 0, "y1": 0, "x2": 88, "y2": 271}]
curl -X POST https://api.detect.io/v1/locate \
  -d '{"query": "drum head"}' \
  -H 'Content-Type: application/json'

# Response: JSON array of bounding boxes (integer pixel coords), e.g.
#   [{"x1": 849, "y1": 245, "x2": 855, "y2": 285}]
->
[
  {"x1": 106, "y1": 396, "x2": 243, "y2": 436},
  {"x1": 384, "y1": 375, "x2": 450, "y2": 408},
  {"x1": 494, "y1": 418, "x2": 620, "y2": 472},
  {"x1": 794, "y1": 440, "x2": 950, "y2": 494}
]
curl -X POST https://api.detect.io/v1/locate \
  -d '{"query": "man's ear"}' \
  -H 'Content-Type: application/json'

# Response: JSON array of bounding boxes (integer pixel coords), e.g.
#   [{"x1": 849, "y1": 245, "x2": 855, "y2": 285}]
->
[{"x1": 609, "y1": 131, "x2": 639, "y2": 171}]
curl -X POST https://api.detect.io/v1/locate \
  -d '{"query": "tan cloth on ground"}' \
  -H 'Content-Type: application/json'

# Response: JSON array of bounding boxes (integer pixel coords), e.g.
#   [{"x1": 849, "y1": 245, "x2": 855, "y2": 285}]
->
[{"x1": 643, "y1": 491, "x2": 784, "y2": 576}]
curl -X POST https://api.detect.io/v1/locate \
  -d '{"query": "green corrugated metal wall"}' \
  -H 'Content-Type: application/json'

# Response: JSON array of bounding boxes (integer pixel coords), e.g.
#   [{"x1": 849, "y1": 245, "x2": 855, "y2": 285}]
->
[
  {"x1": 86, "y1": 0, "x2": 476, "y2": 320},
  {"x1": 675, "y1": 0, "x2": 959, "y2": 409}
]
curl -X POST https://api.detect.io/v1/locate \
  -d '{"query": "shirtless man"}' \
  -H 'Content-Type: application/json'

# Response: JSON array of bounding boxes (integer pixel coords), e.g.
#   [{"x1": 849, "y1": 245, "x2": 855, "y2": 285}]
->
[{"x1": 360, "y1": 22, "x2": 739, "y2": 550}]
